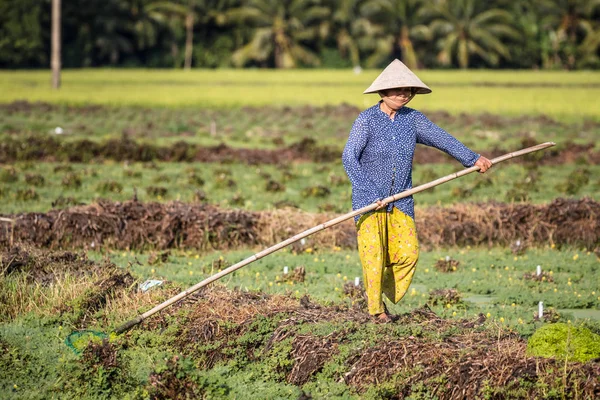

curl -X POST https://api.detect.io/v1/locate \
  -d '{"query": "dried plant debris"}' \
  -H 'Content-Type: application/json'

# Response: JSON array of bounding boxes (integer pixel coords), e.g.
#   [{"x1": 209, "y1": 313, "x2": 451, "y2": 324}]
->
[
  {"x1": 139, "y1": 285, "x2": 600, "y2": 399},
  {"x1": 1, "y1": 197, "x2": 598, "y2": 251},
  {"x1": 435, "y1": 257, "x2": 460, "y2": 272}
]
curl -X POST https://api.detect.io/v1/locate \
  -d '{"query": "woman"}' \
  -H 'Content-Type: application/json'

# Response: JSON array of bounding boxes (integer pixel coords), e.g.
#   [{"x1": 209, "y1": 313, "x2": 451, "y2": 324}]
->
[{"x1": 342, "y1": 59, "x2": 491, "y2": 322}]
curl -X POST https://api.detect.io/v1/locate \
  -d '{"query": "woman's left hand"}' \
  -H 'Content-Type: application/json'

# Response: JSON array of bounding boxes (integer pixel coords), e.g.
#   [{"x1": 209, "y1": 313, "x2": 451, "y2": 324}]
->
[{"x1": 475, "y1": 156, "x2": 492, "y2": 173}]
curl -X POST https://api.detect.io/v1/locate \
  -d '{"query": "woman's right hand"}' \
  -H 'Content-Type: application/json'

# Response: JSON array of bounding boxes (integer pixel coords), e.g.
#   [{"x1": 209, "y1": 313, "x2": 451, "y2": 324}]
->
[{"x1": 375, "y1": 200, "x2": 386, "y2": 210}]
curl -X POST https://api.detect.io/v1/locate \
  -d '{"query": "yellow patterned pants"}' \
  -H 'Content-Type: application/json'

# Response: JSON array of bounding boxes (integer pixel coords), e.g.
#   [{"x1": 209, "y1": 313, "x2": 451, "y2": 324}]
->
[{"x1": 357, "y1": 208, "x2": 419, "y2": 315}]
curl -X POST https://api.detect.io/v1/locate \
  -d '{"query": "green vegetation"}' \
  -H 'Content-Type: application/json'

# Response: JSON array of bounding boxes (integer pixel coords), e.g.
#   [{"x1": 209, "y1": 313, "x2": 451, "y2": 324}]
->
[
  {"x1": 1, "y1": 70, "x2": 600, "y2": 121},
  {"x1": 1, "y1": 161, "x2": 598, "y2": 214},
  {"x1": 1, "y1": 245, "x2": 599, "y2": 399},
  {"x1": 527, "y1": 323, "x2": 600, "y2": 362},
  {"x1": 96, "y1": 246, "x2": 600, "y2": 325},
  {"x1": 3, "y1": 0, "x2": 600, "y2": 70}
]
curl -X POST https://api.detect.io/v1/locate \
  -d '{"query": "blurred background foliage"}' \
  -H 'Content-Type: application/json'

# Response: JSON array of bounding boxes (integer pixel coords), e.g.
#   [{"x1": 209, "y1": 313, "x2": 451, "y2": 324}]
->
[{"x1": 1, "y1": 0, "x2": 600, "y2": 70}]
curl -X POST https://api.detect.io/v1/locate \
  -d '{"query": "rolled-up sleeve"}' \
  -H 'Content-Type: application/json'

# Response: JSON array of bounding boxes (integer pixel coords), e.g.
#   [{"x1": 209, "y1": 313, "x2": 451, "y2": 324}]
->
[
  {"x1": 415, "y1": 111, "x2": 480, "y2": 167},
  {"x1": 342, "y1": 117, "x2": 382, "y2": 204}
]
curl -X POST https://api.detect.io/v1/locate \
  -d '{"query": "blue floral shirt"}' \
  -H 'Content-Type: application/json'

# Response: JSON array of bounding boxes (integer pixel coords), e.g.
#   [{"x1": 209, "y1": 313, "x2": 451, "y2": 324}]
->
[{"x1": 342, "y1": 103, "x2": 480, "y2": 222}]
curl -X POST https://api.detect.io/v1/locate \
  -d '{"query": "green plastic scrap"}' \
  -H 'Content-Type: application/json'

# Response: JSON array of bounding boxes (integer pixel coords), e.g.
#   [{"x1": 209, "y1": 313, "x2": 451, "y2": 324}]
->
[{"x1": 65, "y1": 330, "x2": 108, "y2": 354}]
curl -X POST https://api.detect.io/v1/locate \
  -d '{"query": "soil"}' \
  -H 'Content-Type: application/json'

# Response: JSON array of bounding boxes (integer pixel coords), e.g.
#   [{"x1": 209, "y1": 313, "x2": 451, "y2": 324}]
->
[
  {"x1": 2, "y1": 197, "x2": 597, "y2": 251},
  {"x1": 1, "y1": 135, "x2": 598, "y2": 166},
  {"x1": 1, "y1": 101, "x2": 598, "y2": 165}
]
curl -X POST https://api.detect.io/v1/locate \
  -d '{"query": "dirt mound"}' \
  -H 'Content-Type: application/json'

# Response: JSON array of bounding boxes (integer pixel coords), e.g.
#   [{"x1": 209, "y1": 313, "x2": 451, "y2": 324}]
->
[
  {"x1": 1, "y1": 198, "x2": 598, "y2": 251},
  {"x1": 419, "y1": 197, "x2": 599, "y2": 249},
  {"x1": 141, "y1": 286, "x2": 600, "y2": 398},
  {"x1": 0, "y1": 136, "x2": 340, "y2": 164},
  {"x1": 1, "y1": 135, "x2": 598, "y2": 165},
  {"x1": 0, "y1": 244, "x2": 101, "y2": 285},
  {"x1": 0, "y1": 200, "x2": 258, "y2": 251}
]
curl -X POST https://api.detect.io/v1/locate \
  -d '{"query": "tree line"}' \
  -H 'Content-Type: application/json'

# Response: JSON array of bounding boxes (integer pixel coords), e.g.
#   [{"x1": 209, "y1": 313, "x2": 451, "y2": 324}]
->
[{"x1": 2, "y1": 0, "x2": 599, "y2": 70}]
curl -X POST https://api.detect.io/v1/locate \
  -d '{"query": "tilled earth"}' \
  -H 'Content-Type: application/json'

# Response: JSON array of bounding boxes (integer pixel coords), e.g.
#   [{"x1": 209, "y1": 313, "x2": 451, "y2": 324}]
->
[
  {"x1": 1, "y1": 135, "x2": 598, "y2": 165},
  {"x1": 1, "y1": 101, "x2": 599, "y2": 165},
  {"x1": 1, "y1": 197, "x2": 598, "y2": 251}
]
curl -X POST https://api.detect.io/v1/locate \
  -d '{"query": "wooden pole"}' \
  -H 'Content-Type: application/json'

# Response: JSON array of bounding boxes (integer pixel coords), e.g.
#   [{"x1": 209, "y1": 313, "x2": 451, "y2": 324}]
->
[
  {"x1": 0, "y1": 217, "x2": 14, "y2": 248},
  {"x1": 51, "y1": 0, "x2": 61, "y2": 89},
  {"x1": 114, "y1": 141, "x2": 555, "y2": 334}
]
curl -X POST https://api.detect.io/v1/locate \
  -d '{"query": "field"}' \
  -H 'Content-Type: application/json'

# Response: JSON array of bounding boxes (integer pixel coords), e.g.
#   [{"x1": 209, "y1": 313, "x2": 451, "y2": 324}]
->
[{"x1": 1, "y1": 69, "x2": 599, "y2": 399}]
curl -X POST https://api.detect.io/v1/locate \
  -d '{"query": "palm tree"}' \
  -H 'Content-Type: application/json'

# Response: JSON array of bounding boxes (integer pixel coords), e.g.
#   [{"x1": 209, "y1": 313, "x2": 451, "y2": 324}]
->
[
  {"x1": 538, "y1": 0, "x2": 600, "y2": 69},
  {"x1": 51, "y1": 0, "x2": 61, "y2": 89},
  {"x1": 421, "y1": 0, "x2": 520, "y2": 69},
  {"x1": 227, "y1": 0, "x2": 330, "y2": 68},
  {"x1": 326, "y1": 0, "x2": 368, "y2": 67},
  {"x1": 360, "y1": 0, "x2": 427, "y2": 69},
  {"x1": 146, "y1": 0, "x2": 231, "y2": 69}
]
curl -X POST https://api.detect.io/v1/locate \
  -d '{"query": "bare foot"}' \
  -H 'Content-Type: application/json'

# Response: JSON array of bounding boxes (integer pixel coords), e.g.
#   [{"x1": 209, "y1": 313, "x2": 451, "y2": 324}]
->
[{"x1": 373, "y1": 312, "x2": 393, "y2": 323}]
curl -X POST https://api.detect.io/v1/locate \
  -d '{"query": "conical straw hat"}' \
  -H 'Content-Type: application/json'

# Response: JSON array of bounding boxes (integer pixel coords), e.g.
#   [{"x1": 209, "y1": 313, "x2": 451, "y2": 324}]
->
[{"x1": 363, "y1": 59, "x2": 432, "y2": 94}]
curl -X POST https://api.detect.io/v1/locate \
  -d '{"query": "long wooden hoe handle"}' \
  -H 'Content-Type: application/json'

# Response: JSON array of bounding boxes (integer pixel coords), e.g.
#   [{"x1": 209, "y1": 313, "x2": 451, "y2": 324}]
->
[{"x1": 114, "y1": 141, "x2": 555, "y2": 334}]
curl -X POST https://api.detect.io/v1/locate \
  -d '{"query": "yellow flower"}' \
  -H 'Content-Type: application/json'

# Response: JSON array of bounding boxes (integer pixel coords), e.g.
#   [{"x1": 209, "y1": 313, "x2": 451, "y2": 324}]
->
[
  {"x1": 425, "y1": 268, "x2": 429, "y2": 273},
  {"x1": 343, "y1": 276, "x2": 348, "y2": 281},
  {"x1": 188, "y1": 261, "x2": 192, "y2": 266},
  {"x1": 573, "y1": 254, "x2": 579, "y2": 261},
  {"x1": 504, "y1": 266, "x2": 509, "y2": 270},
  {"x1": 472, "y1": 268, "x2": 476, "y2": 272},
  {"x1": 568, "y1": 281, "x2": 572, "y2": 286},
  {"x1": 313, "y1": 258, "x2": 319, "y2": 262},
  {"x1": 337, "y1": 273, "x2": 342, "y2": 278},
  {"x1": 255, "y1": 272, "x2": 260, "y2": 277},
  {"x1": 486, "y1": 313, "x2": 491, "y2": 318},
  {"x1": 511, "y1": 303, "x2": 516, "y2": 307},
  {"x1": 551, "y1": 243, "x2": 555, "y2": 249},
  {"x1": 452, "y1": 311, "x2": 457, "y2": 316},
  {"x1": 305, "y1": 248, "x2": 313, "y2": 253},
  {"x1": 334, "y1": 287, "x2": 339, "y2": 291},
  {"x1": 500, "y1": 317, "x2": 505, "y2": 323},
  {"x1": 345, "y1": 255, "x2": 350, "y2": 259},
  {"x1": 189, "y1": 271, "x2": 193, "y2": 275},
  {"x1": 518, "y1": 318, "x2": 524, "y2": 324},
  {"x1": 269, "y1": 282, "x2": 273, "y2": 287},
  {"x1": 446, "y1": 304, "x2": 451, "y2": 309},
  {"x1": 554, "y1": 288, "x2": 558, "y2": 292},
  {"x1": 195, "y1": 254, "x2": 199, "y2": 259},
  {"x1": 151, "y1": 268, "x2": 155, "y2": 274}
]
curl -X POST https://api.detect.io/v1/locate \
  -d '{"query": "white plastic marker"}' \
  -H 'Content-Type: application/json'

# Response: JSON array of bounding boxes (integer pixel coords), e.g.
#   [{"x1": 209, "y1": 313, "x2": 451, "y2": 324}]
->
[
  {"x1": 283, "y1": 266, "x2": 289, "y2": 274},
  {"x1": 539, "y1": 301, "x2": 544, "y2": 319},
  {"x1": 113, "y1": 142, "x2": 556, "y2": 334},
  {"x1": 354, "y1": 277, "x2": 360, "y2": 287},
  {"x1": 536, "y1": 265, "x2": 542, "y2": 276}
]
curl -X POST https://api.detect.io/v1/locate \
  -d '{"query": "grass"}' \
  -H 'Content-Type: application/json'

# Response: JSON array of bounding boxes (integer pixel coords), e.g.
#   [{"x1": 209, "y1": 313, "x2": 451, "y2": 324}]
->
[
  {"x1": 2, "y1": 102, "x2": 598, "y2": 151},
  {"x1": 1, "y1": 161, "x2": 598, "y2": 214},
  {"x1": 1, "y1": 69, "x2": 600, "y2": 121},
  {"x1": 93, "y1": 245, "x2": 600, "y2": 327}
]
